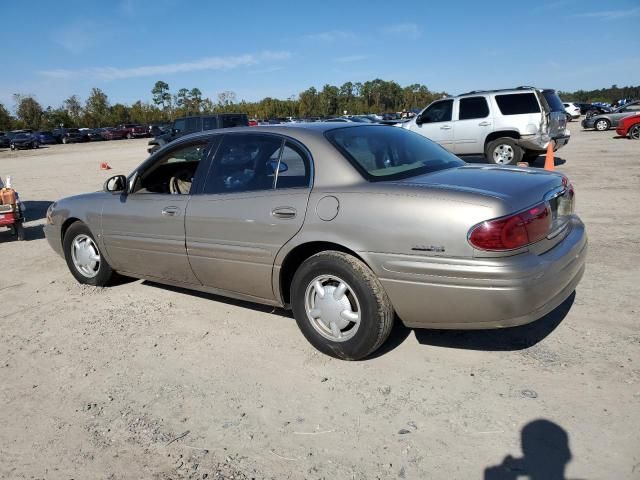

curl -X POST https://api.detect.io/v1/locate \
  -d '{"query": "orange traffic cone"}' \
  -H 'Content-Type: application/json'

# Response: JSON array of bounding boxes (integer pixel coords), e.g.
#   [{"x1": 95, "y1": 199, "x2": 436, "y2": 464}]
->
[
  {"x1": 544, "y1": 141, "x2": 555, "y2": 171},
  {"x1": 100, "y1": 162, "x2": 112, "y2": 170}
]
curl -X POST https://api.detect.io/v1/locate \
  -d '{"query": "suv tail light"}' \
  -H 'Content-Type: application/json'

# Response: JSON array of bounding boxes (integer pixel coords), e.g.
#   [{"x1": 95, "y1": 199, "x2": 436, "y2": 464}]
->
[{"x1": 468, "y1": 202, "x2": 551, "y2": 251}]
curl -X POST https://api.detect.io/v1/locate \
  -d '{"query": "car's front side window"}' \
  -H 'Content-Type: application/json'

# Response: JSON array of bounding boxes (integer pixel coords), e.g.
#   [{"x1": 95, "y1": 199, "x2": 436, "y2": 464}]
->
[
  {"x1": 202, "y1": 134, "x2": 284, "y2": 194},
  {"x1": 133, "y1": 141, "x2": 209, "y2": 195},
  {"x1": 420, "y1": 100, "x2": 453, "y2": 123}
]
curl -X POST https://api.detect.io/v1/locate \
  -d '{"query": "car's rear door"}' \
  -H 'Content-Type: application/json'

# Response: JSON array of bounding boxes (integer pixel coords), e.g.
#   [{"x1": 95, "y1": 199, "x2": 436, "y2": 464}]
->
[
  {"x1": 101, "y1": 139, "x2": 212, "y2": 283},
  {"x1": 185, "y1": 132, "x2": 312, "y2": 301},
  {"x1": 452, "y1": 96, "x2": 492, "y2": 155}
]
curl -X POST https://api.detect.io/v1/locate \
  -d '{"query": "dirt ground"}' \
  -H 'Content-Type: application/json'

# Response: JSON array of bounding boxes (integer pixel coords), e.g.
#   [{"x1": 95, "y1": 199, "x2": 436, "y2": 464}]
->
[{"x1": 0, "y1": 125, "x2": 638, "y2": 480}]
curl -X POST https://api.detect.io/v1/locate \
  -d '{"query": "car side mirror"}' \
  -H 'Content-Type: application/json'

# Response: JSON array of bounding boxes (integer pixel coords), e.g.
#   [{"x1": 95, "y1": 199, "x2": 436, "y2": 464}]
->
[
  {"x1": 415, "y1": 115, "x2": 424, "y2": 126},
  {"x1": 104, "y1": 174, "x2": 127, "y2": 194}
]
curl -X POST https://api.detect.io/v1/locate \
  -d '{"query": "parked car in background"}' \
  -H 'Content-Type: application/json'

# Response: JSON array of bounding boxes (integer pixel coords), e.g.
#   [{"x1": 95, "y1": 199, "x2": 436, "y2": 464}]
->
[
  {"x1": 118, "y1": 124, "x2": 148, "y2": 139},
  {"x1": 33, "y1": 131, "x2": 57, "y2": 145},
  {"x1": 585, "y1": 104, "x2": 613, "y2": 117},
  {"x1": 563, "y1": 102, "x2": 581, "y2": 121},
  {"x1": 52, "y1": 128, "x2": 89, "y2": 144},
  {"x1": 581, "y1": 100, "x2": 640, "y2": 131},
  {"x1": 86, "y1": 129, "x2": 106, "y2": 141},
  {"x1": 148, "y1": 124, "x2": 170, "y2": 137},
  {"x1": 101, "y1": 127, "x2": 126, "y2": 140},
  {"x1": 44, "y1": 123, "x2": 586, "y2": 360},
  {"x1": 147, "y1": 113, "x2": 249, "y2": 153},
  {"x1": 0, "y1": 132, "x2": 11, "y2": 148},
  {"x1": 10, "y1": 132, "x2": 39, "y2": 150},
  {"x1": 402, "y1": 86, "x2": 569, "y2": 165},
  {"x1": 615, "y1": 114, "x2": 640, "y2": 140}
]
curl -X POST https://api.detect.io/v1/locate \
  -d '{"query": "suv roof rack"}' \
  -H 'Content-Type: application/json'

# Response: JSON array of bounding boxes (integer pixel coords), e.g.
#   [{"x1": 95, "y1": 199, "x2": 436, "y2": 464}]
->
[{"x1": 456, "y1": 86, "x2": 539, "y2": 97}]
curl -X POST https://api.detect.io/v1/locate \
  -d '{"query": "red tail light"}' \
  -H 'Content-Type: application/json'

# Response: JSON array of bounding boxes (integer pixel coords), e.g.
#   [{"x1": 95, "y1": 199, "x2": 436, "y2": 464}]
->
[{"x1": 468, "y1": 202, "x2": 551, "y2": 251}]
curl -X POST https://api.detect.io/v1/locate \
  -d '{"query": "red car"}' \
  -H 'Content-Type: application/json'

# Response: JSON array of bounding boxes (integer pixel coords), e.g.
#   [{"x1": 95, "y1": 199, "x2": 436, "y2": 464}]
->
[
  {"x1": 118, "y1": 124, "x2": 148, "y2": 139},
  {"x1": 101, "y1": 127, "x2": 126, "y2": 140},
  {"x1": 616, "y1": 114, "x2": 640, "y2": 140}
]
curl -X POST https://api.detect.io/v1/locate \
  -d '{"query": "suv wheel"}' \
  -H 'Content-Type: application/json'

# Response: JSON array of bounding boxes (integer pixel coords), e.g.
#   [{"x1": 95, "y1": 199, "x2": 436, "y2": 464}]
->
[
  {"x1": 126, "y1": 132, "x2": 133, "y2": 139},
  {"x1": 62, "y1": 137, "x2": 68, "y2": 144},
  {"x1": 486, "y1": 138, "x2": 522, "y2": 165},
  {"x1": 291, "y1": 251, "x2": 394, "y2": 360},
  {"x1": 629, "y1": 125, "x2": 640, "y2": 140},
  {"x1": 595, "y1": 119, "x2": 610, "y2": 131}
]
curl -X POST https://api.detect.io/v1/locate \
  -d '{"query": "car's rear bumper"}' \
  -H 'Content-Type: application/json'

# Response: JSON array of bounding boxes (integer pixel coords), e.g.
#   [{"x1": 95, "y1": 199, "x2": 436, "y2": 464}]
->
[
  {"x1": 361, "y1": 217, "x2": 587, "y2": 329},
  {"x1": 519, "y1": 134, "x2": 570, "y2": 153}
]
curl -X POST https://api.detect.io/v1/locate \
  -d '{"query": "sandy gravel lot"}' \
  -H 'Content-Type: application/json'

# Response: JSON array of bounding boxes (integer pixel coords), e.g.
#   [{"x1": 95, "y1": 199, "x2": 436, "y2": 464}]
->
[{"x1": 0, "y1": 126, "x2": 639, "y2": 479}]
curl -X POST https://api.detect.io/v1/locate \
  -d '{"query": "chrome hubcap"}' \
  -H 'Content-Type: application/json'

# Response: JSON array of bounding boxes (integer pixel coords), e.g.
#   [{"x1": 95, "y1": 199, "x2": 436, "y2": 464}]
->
[
  {"x1": 493, "y1": 144, "x2": 514, "y2": 164},
  {"x1": 71, "y1": 234, "x2": 100, "y2": 278},
  {"x1": 304, "y1": 275, "x2": 361, "y2": 342},
  {"x1": 596, "y1": 120, "x2": 607, "y2": 131}
]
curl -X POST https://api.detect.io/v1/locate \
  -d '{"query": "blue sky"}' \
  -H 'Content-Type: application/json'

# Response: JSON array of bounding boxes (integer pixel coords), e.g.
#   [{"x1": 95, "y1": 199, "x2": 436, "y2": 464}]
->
[{"x1": 1, "y1": 0, "x2": 639, "y2": 110}]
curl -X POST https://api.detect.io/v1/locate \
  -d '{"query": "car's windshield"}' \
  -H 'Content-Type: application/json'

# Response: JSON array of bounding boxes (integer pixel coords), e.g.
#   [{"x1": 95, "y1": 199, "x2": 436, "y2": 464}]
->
[{"x1": 325, "y1": 125, "x2": 464, "y2": 181}]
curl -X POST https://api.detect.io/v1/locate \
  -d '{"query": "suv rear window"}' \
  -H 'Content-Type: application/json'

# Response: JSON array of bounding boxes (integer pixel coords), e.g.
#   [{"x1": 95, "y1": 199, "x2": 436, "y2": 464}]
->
[
  {"x1": 325, "y1": 125, "x2": 464, "y2": 181},
  {"x1": 495, "y1": 93, "x2": 540, "y2": 115},
  {"x1": 220, "y1": 115, "x2": 249, "y2": 128}
]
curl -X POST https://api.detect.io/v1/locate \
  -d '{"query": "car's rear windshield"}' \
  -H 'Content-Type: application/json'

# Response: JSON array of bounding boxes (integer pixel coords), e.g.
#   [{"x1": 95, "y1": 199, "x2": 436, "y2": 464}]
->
[
  {"x1": 541, "y1": 89, "x2": 565, "y2": 112},
  {"x1": 325, "y1": 125, "x2": 464, "y2": 181}
]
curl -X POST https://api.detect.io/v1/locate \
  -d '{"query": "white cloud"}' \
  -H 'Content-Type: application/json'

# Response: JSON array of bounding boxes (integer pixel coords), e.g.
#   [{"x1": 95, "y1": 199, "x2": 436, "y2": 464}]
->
[
  {"x1": 304, "y1": 30, "x2": 354, "y2": 42},
  {"x1": 335, "y1": 55, "x2": 368, "y2": 63},
  {"x1": 38, "y1": 51, "x2": 291, "y2": 80},
  {"x1": 381, "y1": 23, "x2": 421, "y2": 40},
  {"x1": 575, "y1": 7, "x2": 640, "y2": 20}
]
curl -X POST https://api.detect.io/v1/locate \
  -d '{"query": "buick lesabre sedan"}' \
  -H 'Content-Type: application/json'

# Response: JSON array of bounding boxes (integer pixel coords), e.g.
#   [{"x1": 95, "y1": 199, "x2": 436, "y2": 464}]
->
[{"x1": 45, "y1": 124, "x2": 587, "y2": 360}]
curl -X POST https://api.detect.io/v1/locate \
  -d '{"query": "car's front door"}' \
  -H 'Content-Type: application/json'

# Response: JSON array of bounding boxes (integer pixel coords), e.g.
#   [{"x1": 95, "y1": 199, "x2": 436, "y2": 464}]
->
[
  {"x1": 186, "y1": 133, "x2": 312, "y2": 301},
  {"x1": 453, "y1": 96, "x2": 492, "y2": 155},
  {"x1": 101, "y1": 139, "x2": 211, "y2": 283},
  {"x1": 408, "y1": 99, "x2": 454, "y2": 149}
]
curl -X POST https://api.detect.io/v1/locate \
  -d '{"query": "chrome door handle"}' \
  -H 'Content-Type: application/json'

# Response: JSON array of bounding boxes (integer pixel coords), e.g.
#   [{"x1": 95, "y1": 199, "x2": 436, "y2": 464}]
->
[
  {"x1": 271, "y1": 207, "x2": 297, "y2": 219},
  {"x1": 478, "y1": 121, "x2": 491, "y2": 126},
  {"x1": 440, "y1": 125, "x2": 452, "y2": 130},
  {"x1": 161, "y1": 206, "x2": 180, "y2": 216}
]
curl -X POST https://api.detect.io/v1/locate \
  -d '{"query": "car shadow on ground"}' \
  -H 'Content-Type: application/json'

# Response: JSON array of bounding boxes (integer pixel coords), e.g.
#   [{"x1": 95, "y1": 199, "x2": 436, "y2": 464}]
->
[
  {"x1": 141, "y1": 280, "x2": 294, "y2": 318},
  {"x1": 370, "y1": 292, "x2": 575, "y2": 358},
  {"x1": 140, "y1": 281, "x2": 573, "y2": 357},
  {"x1": 23, "y1": 200, "x2": 53, "y2": 222},
  {"x1": 0, "y1": 200, "x2": 52, "y2": 242}
]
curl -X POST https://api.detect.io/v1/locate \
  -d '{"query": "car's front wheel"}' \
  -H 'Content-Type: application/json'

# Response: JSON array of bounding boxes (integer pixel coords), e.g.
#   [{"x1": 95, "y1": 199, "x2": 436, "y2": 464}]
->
[
  {"x1": 629, "y1": 124, "x2": 640, "y2": 140},
  {"x1": 595, "y1": 119, "x2": 611, "y2": 131},
  {"x1": 486, "y1": 138, "x2": 523, "y2": 165},
  {"x1": 291, "y1": 251, "x2": 394, "y2": 360},
  {"x1": 63, "y1": 222, "x2": 115, "y2": 286}
]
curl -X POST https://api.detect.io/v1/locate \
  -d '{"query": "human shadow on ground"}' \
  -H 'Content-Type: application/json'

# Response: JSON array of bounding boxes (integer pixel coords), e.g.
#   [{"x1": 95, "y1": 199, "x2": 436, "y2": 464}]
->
[{"x1": 484, "y1": 419, "x2": 574, "y2": 480}]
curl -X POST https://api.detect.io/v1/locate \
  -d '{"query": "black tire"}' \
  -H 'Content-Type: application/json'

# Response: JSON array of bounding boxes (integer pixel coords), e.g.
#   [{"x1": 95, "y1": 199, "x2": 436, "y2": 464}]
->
[
  {"x1": 290, "y1": 251, "x2": 394, "y2": 360},
  {"x1": 594, "y1": 118, "x2": 610, "y2": 131},
  {"x1": 63, "y1": 222, "x2": 115, "y2": 286},
  {"x1": 485, "y1": 137, "x2": 523, "y2": 165},
  {"x1": 629, "y1": 124, "x2": 640, "y2": 140},
  {"x1": 148, "y1": 145, "x2": 160, "y2": 155},
  {"x1": 565, "y1": 113, "x2": 572, "y2": 123},
  {"x1": 126, "y1": 132, "x2": 133, "y2": 139},
  {"x1": 586, "y1": 109, "x2": 597, "y2": 118},
  {"x1": 62, "y1": 137, "x2": 68, "y2": 144}
]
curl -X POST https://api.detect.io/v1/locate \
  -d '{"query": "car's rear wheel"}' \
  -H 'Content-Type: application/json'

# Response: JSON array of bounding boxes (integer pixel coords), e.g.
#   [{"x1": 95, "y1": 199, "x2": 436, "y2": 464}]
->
[
  {"x1": 62, "y1": 137, "x2": 68, "y2": 144},
  {"x1": 63, "y1": 222, "x2": 114, "y2": 286},
  {"x1": 126, "y1": 132, "x2": 133, "y2": 139},
  {"x1": 595, "y1": 119, "x2": 610, "y2": 131},
  {"x1": 291, "y1": 251, "x2": 394, "y2": 360},
  {"x1": 13, "y1": 222, "x2": 25, "y2": 241},
  {"x1": 565, "y1": 113, "x2": 572, "y2": 123},
  {"x1": 486, "y1": 138, "x2": 522, "y2": 165},
  {"x1": 629, "y1": 124, "x2": 640, "y2": 140}
]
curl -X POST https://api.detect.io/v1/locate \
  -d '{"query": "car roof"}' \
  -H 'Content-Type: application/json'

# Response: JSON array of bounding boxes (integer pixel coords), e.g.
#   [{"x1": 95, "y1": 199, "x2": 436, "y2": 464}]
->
[{"x1": 454, "y1": 86, "x2": 552, "y2": 98}]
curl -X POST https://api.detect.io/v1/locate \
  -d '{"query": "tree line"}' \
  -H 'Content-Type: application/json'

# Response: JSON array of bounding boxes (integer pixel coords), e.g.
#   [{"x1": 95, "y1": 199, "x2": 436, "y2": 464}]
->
[
  {"x1": 558, "y1": 84, "x2": 640, "y2": 104},
  {"x1": 2, "y1": 81, "x2": 638, "y2": 132}
]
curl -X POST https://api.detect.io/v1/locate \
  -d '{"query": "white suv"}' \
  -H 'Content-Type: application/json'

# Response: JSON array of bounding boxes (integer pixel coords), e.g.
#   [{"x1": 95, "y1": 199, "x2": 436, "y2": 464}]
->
[{"x1": 401, "y1": 87, "x2": 570, "y2": 165}]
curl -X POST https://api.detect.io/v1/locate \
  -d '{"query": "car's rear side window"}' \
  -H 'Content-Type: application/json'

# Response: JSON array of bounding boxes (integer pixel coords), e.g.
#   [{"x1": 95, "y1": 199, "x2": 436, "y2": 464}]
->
[
  {"x1": 326, "y1": 125, "x2": 464, "y2": 181},
  {"x1": 274, "y1": 142, "x2": 311, "y2": 189},
  {"x1": 495, "y1": 93, "x2": 540, "y2": 115},
  {"x1": 458, "y1": 97, "x2": 490, "y2": 120}
]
